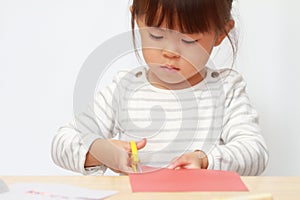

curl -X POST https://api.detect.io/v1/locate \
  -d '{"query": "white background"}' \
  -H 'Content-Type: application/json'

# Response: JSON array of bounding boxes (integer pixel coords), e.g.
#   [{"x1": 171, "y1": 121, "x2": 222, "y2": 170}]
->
[{"x1": 0, "y1": 0, "x2": 299, "y2": 175}]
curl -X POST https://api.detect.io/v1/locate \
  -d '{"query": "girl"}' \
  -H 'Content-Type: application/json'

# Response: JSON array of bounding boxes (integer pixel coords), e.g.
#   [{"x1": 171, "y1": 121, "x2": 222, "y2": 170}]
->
[{"x1": 52, "y1": 0, "x2": 268, "y2": 175}]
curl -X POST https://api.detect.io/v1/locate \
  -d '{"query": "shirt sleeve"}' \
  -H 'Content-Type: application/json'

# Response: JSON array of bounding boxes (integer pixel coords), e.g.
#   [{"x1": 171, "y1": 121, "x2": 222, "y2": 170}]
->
[
  {"x1": 206, "y1": 70, "x2": 269, "y2": 175},
  {"x1": 51, "y1": 73, "x2": 122, "y2": 175}
]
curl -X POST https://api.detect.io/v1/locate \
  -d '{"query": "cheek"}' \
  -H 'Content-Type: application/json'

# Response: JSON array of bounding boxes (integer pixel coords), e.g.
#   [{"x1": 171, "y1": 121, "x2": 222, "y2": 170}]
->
[
  {"x1": 142, "y1": 49, "x2": 161, "y2": 63},
  {"x1": 180, "y1": 47, "x2": 210, "y2": 70}
]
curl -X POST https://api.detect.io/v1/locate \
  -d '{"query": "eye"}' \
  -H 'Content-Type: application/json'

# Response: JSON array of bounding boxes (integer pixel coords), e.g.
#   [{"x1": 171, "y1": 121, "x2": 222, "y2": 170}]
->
[
  {"x1": 182, "y1": 39, "x2": 198, "y2": 44},
  {"x1": 149, "y1": 33, "x2": 164, "y2": 40}
]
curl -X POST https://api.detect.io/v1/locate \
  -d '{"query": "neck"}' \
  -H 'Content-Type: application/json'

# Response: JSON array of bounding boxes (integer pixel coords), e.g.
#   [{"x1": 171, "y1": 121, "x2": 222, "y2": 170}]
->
[{"x1": 147, "y1": 69, "x2": 207, "y2": 90}]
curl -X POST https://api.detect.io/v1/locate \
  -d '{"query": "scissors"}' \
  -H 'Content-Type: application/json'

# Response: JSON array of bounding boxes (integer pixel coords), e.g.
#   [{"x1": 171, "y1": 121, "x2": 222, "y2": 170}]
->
[{"x1": 130, "y1": 141, "x2": 142, "y2": 173}]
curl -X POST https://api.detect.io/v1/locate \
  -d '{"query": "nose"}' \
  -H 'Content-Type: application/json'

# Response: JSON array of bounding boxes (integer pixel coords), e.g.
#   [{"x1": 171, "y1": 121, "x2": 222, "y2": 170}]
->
[
  {"x1": 162, "y1": 48, "x2": 180, "y2": 59},
  {"x1": 162, "y1": 38, "x2": 180, "y2": 58}
]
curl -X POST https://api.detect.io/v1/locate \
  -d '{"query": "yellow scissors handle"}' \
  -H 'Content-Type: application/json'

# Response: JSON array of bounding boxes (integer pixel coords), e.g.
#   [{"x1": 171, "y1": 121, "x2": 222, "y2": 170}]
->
[{"x1": 130, "y1": 141, "x2": 139, "y2": 172}]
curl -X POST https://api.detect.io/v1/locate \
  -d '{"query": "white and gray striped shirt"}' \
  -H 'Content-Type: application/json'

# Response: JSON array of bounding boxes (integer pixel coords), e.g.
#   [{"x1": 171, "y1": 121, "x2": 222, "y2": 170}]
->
[{"x1": 51, "y1": 66, "x2": 269, "y2": 175}]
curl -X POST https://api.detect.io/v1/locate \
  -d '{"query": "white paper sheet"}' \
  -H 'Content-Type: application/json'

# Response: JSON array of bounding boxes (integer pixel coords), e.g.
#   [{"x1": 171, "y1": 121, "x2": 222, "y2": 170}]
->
[{"x1": 0, "y1": 182, "x2": 118, "y2": 200}]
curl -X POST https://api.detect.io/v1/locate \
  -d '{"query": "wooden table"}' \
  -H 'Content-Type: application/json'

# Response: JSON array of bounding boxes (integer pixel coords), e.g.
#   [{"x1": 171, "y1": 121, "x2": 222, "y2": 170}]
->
[{"x1": 1, "y1": 176, "x2": 300, "y2": 199}]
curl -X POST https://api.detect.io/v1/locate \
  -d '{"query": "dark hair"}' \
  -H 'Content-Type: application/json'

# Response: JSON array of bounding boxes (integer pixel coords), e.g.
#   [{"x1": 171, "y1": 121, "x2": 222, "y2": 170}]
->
[{"x1": 130, "y1": 0, "x2": 237, "y2": 65}]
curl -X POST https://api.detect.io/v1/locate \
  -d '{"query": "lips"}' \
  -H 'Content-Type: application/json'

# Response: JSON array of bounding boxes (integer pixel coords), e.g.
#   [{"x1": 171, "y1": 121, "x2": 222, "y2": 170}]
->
[{"x1": 161, "y1": 64, "x2": 180, "y2": 72}]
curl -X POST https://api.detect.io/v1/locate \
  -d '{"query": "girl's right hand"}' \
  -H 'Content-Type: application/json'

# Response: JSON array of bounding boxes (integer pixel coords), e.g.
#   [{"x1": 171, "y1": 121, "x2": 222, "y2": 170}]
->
[
  {"x1": 85, "y1": 138, "x2": 147, "y2": 174},
  {"x1": 109, "y1": 138, "x2": 147, "y2": 153},
  {"x1": 108, "y1": 138, "x2": 147, "y2": 174}
]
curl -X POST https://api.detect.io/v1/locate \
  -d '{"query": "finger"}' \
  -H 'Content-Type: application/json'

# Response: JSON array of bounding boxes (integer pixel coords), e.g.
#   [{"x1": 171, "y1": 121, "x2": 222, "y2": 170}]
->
[
  {"x1": 125, "y1": 138, "x2": 147, "y2": 152},
  {"x1": 110, "y1": 139, "x2": 131, "y2": 152},
  {"x1": 124, "y1": 141, "x2": 132, "y2": 152},
  {"x1": 167, "y1": 156, "x2": 188, "y2": 169},
  {"x1": 136, "y1": 138, "x2": 147, "y2": 150}
]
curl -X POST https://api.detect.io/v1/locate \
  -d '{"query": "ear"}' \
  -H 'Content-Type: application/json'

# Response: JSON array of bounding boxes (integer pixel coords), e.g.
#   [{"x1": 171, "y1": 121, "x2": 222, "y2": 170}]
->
[
  {"x1": 130, "y1": 5, "x2": 133, "y2": 14},
  {"x1": 214, "y1": 20, "x2": 235, "y2": 46}
]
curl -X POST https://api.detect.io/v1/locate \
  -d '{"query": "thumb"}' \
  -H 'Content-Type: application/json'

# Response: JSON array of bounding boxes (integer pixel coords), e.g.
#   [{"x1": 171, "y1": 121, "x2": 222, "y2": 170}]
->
[
  {"x1": 136, "y1": 138, "x2": 147, "y2": 150},
  {"x1": 167, "y1": 156, "x2": 186, "y2": 169}
]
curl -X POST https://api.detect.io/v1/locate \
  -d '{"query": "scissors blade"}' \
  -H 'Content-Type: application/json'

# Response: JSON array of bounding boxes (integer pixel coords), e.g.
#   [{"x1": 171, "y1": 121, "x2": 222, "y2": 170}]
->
[{"x1": 136, "y1": 163, "x2": 142, "y2": 173}]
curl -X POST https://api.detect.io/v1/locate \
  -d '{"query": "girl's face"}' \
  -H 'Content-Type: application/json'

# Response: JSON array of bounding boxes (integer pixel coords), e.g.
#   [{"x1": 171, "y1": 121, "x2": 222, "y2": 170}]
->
[{"x1": 137, "y1": 19, "x2": 221, "y2": 90}]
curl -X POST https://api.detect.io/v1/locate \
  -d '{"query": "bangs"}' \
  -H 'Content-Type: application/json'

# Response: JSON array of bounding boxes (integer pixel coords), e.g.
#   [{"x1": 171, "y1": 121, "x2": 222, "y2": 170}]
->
[{"x1": 133, "y1": 0, "x2": 228, "y2": 34}]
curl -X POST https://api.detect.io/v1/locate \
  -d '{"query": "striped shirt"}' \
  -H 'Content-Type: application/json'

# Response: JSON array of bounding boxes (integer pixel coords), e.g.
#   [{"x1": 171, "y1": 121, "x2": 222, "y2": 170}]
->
[{"x1": 51, "y1": 66, "x2": 269, "y2": 175}]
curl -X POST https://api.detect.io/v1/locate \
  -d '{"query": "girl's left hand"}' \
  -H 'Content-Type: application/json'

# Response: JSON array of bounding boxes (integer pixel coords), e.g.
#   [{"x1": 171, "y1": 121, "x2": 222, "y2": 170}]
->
[{"x1": 167, "y1": 150, "x2": 208, "y2": 170}]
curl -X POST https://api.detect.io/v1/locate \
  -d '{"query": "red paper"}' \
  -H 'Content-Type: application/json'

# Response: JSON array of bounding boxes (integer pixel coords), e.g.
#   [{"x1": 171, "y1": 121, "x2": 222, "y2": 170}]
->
[{"x1": 129, "y1": 168, "x2": 248, "y2": 192}]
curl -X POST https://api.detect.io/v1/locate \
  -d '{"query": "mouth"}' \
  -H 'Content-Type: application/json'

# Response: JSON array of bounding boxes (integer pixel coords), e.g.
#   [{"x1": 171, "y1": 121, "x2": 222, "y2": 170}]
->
[{"x1": 160, "y1": 65, "x2": 180, "y2": 72}]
